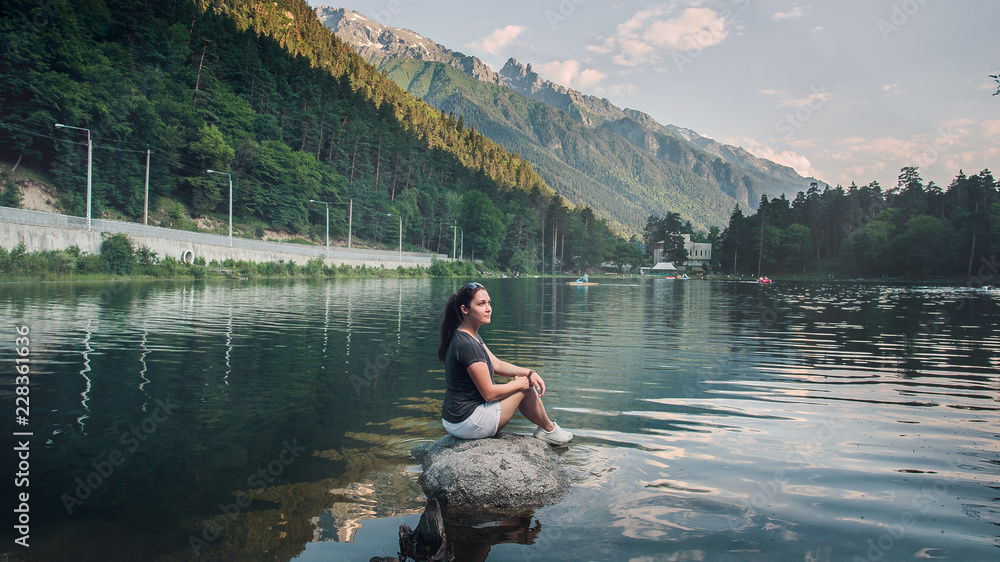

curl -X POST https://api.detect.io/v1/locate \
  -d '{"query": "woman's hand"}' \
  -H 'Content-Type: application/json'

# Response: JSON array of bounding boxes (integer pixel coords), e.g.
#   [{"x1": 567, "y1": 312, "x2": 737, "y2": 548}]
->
[
  {"x1": 517, "y1": 375, "x2": 532, "y2": 391},
  {"x1": 502, "y1": 375, "x2": 531, "y2": 396},
  {"x1": 527, "y1": 370, "x2": 546, "y2": 396}
]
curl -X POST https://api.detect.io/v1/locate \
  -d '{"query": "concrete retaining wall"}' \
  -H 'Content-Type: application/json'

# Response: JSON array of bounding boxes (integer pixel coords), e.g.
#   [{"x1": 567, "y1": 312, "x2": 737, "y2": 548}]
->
[{"x1": 0, "y1": 207, "x2": 447, "y2": 268}]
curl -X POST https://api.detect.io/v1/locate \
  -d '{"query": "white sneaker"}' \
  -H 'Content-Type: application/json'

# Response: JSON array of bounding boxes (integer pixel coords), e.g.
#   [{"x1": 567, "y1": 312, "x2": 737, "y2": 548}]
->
[{"x1": 533, "y1": 422, "x2": 573, "y2": 445}]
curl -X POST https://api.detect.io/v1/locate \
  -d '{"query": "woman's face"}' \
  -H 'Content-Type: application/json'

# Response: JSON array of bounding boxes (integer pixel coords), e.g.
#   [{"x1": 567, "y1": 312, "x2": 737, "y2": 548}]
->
[{"x1": 462, "y1": 289, "x2": 492, "y2": 326}]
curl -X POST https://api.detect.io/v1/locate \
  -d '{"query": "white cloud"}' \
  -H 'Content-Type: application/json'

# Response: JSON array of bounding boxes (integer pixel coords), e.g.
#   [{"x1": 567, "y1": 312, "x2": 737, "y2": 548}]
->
[
  {"x1": 724, "y1": 136, "x2": 817, "y2": 178},
  {"x1": 771, "y1": 7, "x2": 806, "y2": 21},
  {"x1": 809, "y1": 120, "x2": 1000, "y2": 187},
  {"x1": 760, "y1": 87, "x2": 832, "y2": 108},
  {"x1": 466, "y1": 25, "x2": 525, "y2": 55},
  {"x1": 979, "y1": 120, "x2": 1000, "y2": 137},
  {"x1": 591, "y1": 5, "x2": 733, "y2": 68},
  {"x1": 536, "y1": 60, "x2": 607, "y2": 89},
  {"x1": 577, "y1": 68, "x2": 608, "y2": 88},
  {"x1": 938, "y1": 118, "x2": 976, "y2": 136},
  {"x1": 944, "y1": 146, "x2": 1000, "y2": 174},
  {"x1": 603, "y1": 83, "x2": 636, "y2": 99},
  {"x1": 585, "y1": 37, "x2": 616, "y2": 56},
  {"x1": 644, "y1": 7, "x2": 729, "y2": 51},
  {"x1": 782, "y1": 90, "x2": 833, "y2": 108}
]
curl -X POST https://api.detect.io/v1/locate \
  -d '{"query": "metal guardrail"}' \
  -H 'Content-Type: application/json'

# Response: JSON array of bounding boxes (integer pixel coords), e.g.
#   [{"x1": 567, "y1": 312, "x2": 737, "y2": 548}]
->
[{"x1": 0, "y1": 206, "x2": 447, "y2": 263}]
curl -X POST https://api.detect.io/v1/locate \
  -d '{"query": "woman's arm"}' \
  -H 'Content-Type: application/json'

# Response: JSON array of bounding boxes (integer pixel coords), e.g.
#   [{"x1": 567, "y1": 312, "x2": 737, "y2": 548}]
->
[
  {"x1": 483, "y1": 346, "x2": 546, "y2": 396},
  {"x1": 467, "y1": 361, "x2": 530, "y2": 402},
  {"x1": 484, "y1": 346, "x2": 530, "y2": 377}
]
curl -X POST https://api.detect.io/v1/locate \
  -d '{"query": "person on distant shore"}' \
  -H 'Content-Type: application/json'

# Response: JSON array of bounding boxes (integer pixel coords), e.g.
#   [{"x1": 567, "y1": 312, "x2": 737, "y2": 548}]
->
[{"x1": 437, "y1": 282, "x2": 572, "y2": 445}]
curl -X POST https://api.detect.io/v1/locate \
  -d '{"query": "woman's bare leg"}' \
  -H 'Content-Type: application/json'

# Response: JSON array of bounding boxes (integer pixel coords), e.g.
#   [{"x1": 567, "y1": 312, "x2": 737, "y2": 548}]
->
[{"x1": 496, "y1": 389, "x2": 554, "y2": 434}]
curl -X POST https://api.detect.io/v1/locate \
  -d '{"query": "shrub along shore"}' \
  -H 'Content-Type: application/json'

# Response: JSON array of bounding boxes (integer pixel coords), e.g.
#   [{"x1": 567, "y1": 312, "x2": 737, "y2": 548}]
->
[{"x1": 0, "y1": 233, "x2": 479, "y2": 281}]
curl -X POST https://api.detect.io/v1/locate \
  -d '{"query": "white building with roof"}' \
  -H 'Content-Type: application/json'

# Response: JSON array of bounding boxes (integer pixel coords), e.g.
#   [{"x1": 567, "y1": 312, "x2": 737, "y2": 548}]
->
[
  {"x1": 681, "y1": 234, "x2": 712, "y2": 270},
  {"x1": 643, "y1": 235, "x2": 712, "y2": 274}
]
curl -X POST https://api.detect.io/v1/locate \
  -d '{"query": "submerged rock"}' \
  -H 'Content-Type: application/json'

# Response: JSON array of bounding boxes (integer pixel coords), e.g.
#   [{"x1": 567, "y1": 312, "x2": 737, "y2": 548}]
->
[{"x1": 410, "y1": 433, "x2": 571, "y2": 511}]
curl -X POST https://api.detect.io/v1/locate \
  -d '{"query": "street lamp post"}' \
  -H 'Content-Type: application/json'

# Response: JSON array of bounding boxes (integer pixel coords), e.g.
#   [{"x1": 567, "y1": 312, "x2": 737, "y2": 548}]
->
[
  {"x1": 54, "y1": 123, "x2": 92, "y2": 230},
  {"x1": 206, "y1": 169, "x2": 232, "y2": 246},
  {"x1": 143, "y1": 148, "x2": 150, "y2": 225},
  {"x1": 309, "y1": 199, "x2": 331, "y2": 254},
  {"x1": 451, "y1": 224, "x2": 464, "y2": 260},
  {"x1": 387, "y1": 213, "x2": 401, "y2": 259},
  {"x1": 338, "y1": 198, "x2": 353, "y2": 249},
  {"x1": 309, "y1": 198, "x2": 352, "y2": 252}
]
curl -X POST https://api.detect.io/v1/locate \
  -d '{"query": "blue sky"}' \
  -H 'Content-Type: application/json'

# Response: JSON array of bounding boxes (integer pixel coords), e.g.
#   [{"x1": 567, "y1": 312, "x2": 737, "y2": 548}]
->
[{"x1": 306, "y1": 0, "x2": 1000, "y2": 191}]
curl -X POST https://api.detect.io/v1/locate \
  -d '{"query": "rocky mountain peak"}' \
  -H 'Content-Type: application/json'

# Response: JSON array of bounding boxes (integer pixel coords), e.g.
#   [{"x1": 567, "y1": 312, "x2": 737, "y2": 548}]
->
[
  {"x1": 499, "y1": 58, "x2": 544, "y2": 93},
  {"x1": 500, "y1": 58, "x2": 525, "y2": 77},
  {"x1": 313, "y1": 6, "x2": 350, "y2": 27},
  {"x1": 318, "y1": 6, "x2": 503, "y2": 85}
]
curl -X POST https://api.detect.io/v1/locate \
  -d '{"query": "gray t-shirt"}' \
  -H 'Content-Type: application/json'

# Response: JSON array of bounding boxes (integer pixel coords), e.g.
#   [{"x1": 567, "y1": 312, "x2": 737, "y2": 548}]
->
[{"x1": 442, "y1": 330, "x2": 494, "y2": 423}]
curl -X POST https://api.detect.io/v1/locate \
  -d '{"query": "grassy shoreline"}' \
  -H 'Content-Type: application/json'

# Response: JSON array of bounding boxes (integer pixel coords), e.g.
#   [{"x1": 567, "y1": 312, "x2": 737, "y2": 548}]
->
[{"x1": 0, "y1": 236, "x2": 482, "y2": 282}]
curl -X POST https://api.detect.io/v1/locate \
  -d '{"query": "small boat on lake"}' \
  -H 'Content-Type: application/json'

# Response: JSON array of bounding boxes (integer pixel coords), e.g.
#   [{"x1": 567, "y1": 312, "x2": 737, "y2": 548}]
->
[{"x1": 567, "y1": 274, "x2": 598, "y2": 286}]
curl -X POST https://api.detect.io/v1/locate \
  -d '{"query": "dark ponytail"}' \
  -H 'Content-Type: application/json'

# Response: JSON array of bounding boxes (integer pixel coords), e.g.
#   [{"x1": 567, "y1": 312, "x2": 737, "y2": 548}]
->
[{"x1": 438, "y1": 283, "x2": 484, "y2": 361}]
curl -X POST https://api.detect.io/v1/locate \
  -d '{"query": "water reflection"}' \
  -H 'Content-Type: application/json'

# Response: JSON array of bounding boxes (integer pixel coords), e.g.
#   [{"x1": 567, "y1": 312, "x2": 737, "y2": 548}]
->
[
  {"x1": 0, "y1": 278, "x2": 997, "y2": 560},
  {"x1": 438, "y1": 510, "x2": 543, "y2": 562},
  {"x1": 321, "y1": 283, "x2": 329, "y2": 359},
  {"x1": 311, "y1": 464, "x2": 424, "y2": 544},
  {"x1": 306, "y1": 494, "x2": 546, "y2": 562},
  {"x1": 138, "y1": 321, "x2": 150, "y2": 410},
  {"x1": 77, "y1": 318, "x2": 93, "y2": 434}
]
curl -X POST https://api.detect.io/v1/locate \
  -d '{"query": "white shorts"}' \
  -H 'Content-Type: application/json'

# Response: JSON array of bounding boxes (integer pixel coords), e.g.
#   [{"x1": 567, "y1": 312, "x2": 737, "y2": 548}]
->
[{"x1": 442, "y1": 400, "x2": 501, "y2": 440}]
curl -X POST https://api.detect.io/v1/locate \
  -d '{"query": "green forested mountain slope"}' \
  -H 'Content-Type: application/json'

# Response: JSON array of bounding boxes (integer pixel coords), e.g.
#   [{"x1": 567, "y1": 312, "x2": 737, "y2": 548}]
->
[
  {"x1": 496, "y1": 59, "x2": 821, "y2": 201},
  {"x1": 0, "y1": 0, "x2": 622, "y2": 271},
  {"x1": 663, "y1": 123, "x2": 822, "y2": 198},
  {"x1": 379, "y1": 58, "x2": 736, "y2": 233}
]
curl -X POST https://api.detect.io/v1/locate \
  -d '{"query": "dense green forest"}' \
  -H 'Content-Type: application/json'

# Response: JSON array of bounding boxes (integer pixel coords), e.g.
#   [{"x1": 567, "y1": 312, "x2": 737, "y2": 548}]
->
[
  {"x1": 713, "y1": 167, "x2": 1000, "y2": 279},
  {"x1": 0, "y1": 0, "x2": 620, "y2": 273}
]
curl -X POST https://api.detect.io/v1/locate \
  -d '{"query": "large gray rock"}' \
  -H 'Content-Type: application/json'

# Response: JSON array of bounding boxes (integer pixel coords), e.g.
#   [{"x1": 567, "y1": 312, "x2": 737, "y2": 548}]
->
[{"x1": 411, "y1": 433, "x2": 571, "y2": 511}]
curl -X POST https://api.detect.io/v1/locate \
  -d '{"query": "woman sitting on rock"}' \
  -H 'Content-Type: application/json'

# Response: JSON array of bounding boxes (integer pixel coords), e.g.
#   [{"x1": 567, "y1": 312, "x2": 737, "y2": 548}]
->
[{"x1": 437, "y1": 282, "x2": 572, "y2": 445}]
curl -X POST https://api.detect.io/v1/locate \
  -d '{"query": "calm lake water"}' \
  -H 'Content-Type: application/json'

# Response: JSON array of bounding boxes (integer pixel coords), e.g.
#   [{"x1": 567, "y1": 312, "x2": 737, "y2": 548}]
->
[{"x1": 2, "y1": 277, "x2": 998, "y2": 561}]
